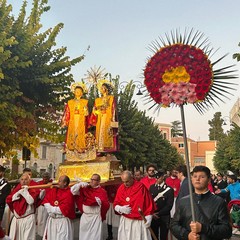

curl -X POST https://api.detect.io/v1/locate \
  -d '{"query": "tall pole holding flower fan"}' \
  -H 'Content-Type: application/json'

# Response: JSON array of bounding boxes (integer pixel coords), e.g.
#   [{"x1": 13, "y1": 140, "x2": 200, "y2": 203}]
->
[
  {"x1": 180, "y1": 104, "x2": 196, "y2": 221},
  {"x1": 143, "y1": 28, "x2": 238, "y2": 222}
]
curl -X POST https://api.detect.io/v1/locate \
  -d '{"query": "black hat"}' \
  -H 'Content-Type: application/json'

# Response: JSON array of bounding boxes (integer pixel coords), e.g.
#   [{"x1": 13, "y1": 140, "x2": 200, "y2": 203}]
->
[
  {"x1": 226, "y1": 170, "x2": 237, "y2": 181},
  {"x1": 0, "y1": 165, "x2": 6, "y2": 172},
  {"x1": 155, "y1": 170, "x2": 165, "y2": 179},
  {"x1": 226, "y1": 170, "x2": 235, "y2": 177},
  {"x1": 227, "y1": 173, "x2": 236, "y2": 178},
  {"x1": 216, "y1": 173, "x2": 223, "y2": 177}
]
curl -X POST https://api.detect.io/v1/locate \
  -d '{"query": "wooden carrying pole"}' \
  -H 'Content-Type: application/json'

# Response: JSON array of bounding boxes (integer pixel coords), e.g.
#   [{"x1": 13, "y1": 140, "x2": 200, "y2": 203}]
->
[
  {"x1": 138, "y1": 207, "x2": 158, "y2": 240},
  {"x1": 23, "y1": 181, "x2": 78, "y2": 189},
  {"x1": 25, "y1": 178, "x2": 122, "y2": 190}
]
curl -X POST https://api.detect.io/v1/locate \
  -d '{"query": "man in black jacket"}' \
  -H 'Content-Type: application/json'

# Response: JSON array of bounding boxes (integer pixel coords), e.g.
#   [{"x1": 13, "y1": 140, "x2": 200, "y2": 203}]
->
[
  {"x1": 175, "y1": 164, "x2": 191, "y2": 209},
  {"x1": 170, "y1": 166, "x2": 232, "y2": 240},
  {"x1": 214, "y1": 173, "x2": 229, "y2": 201},
  {"x1": 149, "y1": 170, "x2": 174, "y2": 240}
]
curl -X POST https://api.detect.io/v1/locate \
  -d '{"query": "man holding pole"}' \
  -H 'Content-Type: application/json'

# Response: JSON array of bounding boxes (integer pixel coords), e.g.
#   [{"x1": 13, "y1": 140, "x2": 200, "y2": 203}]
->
[
  {"x1": 42, "y1": 175, "x2": 76, "y2": 240},
  {"x1": 170, "y1": 166, "x2": 232, "y2": 240},
  {"x1": 72, "y1": 173, "x2": 109, "y2": 240},
  {"x1": 6, "y1": 173, "x2": 39, "y2": 240},
  {"x1": 113, "y1": 170, "x2": 155, "y2": 240}
]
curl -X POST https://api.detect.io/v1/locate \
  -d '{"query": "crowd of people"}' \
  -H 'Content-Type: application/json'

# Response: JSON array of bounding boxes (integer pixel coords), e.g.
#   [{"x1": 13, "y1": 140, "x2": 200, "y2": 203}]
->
[{"x1": 0, "y1": 164, "x2": 240, "y2": 240}]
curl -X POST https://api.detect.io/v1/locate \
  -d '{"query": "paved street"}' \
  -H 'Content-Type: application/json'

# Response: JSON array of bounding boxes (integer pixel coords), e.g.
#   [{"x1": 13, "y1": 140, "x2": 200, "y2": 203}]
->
[
  {"x1": 231, "y1": 235, "x2": 240, "y2": 240},
  {"x1": 72, "y1": 218, "x2": 118, "y2": 240},
  {"x1": 71, "y1": 218, "x2": 240, "y2": 240},
  {"x1": 34, "y1": 215, "x2": 240, "y2": 240},
  {"x1": 168, "y1": 232, "x2": 240, "y2": 240}
]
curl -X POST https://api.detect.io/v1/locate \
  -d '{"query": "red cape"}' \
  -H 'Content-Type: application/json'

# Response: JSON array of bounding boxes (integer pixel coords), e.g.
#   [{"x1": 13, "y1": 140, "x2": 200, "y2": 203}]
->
[
  {"x1": 114, "y1": 180, "x2": 155, "y2": 220},
  {"x1": 42, "y1": 187, "x2": 76, "y2": 220},
  {"x1": 104, "y1": 184, "x2": 121, "y2": 203},
  {"x1": 140, "y1": 176, "x2": 156, "y2": 190},
  {"x1": 165, "y1": 176, "x2": 181, "y2": 197},
  {"x1": 36, "y1": 179, "x2": 53, "y2": 207},
  {"x1": 6, "y1": 181, "x2": 39, "y2": 216},
  {"x1": 75, "y1": 186, "x2": 110, "y2": 221}
]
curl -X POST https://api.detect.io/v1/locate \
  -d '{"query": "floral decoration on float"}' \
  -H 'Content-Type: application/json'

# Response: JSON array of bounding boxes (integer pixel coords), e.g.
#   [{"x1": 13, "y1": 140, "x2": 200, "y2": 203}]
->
[{"x1": 144, "y1": 29, "x2": 238, "y2": 113}]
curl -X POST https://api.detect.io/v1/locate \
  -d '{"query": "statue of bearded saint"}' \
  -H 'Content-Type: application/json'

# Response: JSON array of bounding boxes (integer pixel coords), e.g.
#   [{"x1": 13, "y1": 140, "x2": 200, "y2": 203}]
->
[{"x1": 62, "y1": 85, "x2": 89, "y2": 152}]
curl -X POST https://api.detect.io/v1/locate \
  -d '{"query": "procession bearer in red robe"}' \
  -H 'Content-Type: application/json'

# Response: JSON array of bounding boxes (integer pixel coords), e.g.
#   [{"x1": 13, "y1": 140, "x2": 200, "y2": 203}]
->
[
  {"x1": 114, "y1": 170, "x2": 155, "y2": 240},
  {"x1": 72, "y1": 173, "x2": 110, "y2": 240},
  {"x1": 6, "y1": 173, "x2": 39, "y2": 240},
  {"x1": 42, "y1": 175, "x2": 76, "y2": 240}
]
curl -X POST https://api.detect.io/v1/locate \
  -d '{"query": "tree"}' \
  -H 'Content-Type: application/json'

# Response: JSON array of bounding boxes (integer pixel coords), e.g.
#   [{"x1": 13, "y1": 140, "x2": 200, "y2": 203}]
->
[
  {"x1": 208, "y1": 112, "x2": 225, "y2": 141},
  {"x1": 112, "y1": 80, "x2": 182, "y2": 170},
  {"x1": 171, "y1": 120, "x2": 183, "y2": 137},
  {"x1": 0, "y1": 0, "x2": 84, "y2": 156},
  {"x1": 213, "y1": 123, "x2": 240, "y2": 175},
  {"x1": 233, "y1": 42, "x2": 240, "y2": 62}
]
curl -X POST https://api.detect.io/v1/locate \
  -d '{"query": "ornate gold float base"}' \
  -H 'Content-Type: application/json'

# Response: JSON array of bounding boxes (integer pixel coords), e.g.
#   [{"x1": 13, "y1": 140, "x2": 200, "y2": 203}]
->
[
  {"x1": 65, "y1": 148, "x2": 97, "y2": 162},
  {"x1": 57, "y1": 154, "x2": 122, "y2": 182}
]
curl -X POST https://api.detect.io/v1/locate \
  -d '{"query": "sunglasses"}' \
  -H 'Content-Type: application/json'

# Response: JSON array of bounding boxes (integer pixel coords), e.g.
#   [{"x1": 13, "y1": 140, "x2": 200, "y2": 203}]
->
[{"x1": 90, "y1": 178, "x2": 99, "y2": 181}]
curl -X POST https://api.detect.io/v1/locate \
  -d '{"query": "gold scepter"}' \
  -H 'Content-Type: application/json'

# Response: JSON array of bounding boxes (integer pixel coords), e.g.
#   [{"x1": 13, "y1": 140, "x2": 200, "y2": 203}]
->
[{"x1": 138, "y1": 206, "x2": 158, "y2": 240}]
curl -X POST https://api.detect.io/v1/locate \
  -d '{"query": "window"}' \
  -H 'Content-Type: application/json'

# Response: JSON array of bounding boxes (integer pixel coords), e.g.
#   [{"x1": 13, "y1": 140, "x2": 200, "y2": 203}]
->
[
  {"x1": 42, "y1": 146, "x2": 47, "y2": 159},
  {"x1": 40, "y1": 169, "x2": 46, "y2": 175},
  {"x1": 163, "y1": 133, "x2": 167, "y2": 139},
  {"x1": 178, "y1": 143, "x2": 184, "y2": 148},
  {"x1": 194, "y1": 157, "x2": 205, "y2": 163},
  {"x1": 33, "y1": 163, "x2": 37, "y2": 171},
  {"x1": 48, "y1": 164, "x2": 53, "y2": 178}
]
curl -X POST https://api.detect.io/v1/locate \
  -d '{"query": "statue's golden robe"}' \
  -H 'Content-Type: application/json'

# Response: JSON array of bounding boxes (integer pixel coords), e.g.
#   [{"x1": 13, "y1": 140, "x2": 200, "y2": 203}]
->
[
  {"x1": 90, "y1": 95, "x2": 118, "y2": 152},
  {"x1": 63, "y1": 98, "x2": 88, "y2": 151}
]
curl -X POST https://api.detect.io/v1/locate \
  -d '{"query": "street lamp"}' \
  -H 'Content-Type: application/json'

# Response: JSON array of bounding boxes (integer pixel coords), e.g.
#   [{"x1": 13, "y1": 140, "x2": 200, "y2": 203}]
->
[{"x1": 119, "y1": 81, "x2": 144, "y2": 95}]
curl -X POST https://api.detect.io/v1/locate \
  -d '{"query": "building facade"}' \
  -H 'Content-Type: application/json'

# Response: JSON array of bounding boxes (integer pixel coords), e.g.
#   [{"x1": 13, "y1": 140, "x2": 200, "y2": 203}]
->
[
  {"x1": 171, "y1": 137, "x2": 217, "y2": 173},
  {"x1": 157, "y1": 122, "x2": 217, "y2": 173},
  {"x1": 2, "y1": 141, "x2": 65, "y2": 179},
  {"x1": 230, "y1": 98, "x2": 240, "y2": 127},
  {"x1": 29, "y1": 141, "x2": 64, "y2": 178},
  {"x1": 156, "y1": 123, "x2": 172, "y2": 142}
]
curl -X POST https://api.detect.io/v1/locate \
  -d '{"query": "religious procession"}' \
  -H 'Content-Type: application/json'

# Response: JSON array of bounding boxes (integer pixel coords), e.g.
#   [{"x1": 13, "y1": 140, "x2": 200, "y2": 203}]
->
[
  {"x1": 1, "y1": 76, "x2": 240, "y2": 240},
  {"x1": 1, "y1": 1, "x2": 240, "y2": 240},
  {"x1": 1, "y1": 161, "x2": 240, "y2": 240}
]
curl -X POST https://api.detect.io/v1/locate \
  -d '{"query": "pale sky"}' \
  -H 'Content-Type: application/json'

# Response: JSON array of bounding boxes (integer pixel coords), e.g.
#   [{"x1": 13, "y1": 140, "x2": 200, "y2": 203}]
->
[{"x1": 8, "y1": 0, "x2": 240, "y2": 140}]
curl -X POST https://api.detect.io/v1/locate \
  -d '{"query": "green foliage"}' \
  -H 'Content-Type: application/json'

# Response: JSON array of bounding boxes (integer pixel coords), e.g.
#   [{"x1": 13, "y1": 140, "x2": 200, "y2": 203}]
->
[
  {"x1": 213, "y1": 123, "x2": 240, "y2": 174},
  {"x1": 208, "y1": 112, "x2": 226, "y2": 141},
  {"x1": 0, "y1": 0, "x2": 84, "y2": 156},
  {"x1": 12, "y1": 154, "x2": 19, "y2": 165},
  {"x1": 233, "y1": 42, "x2": 240, "y2": 61}
]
